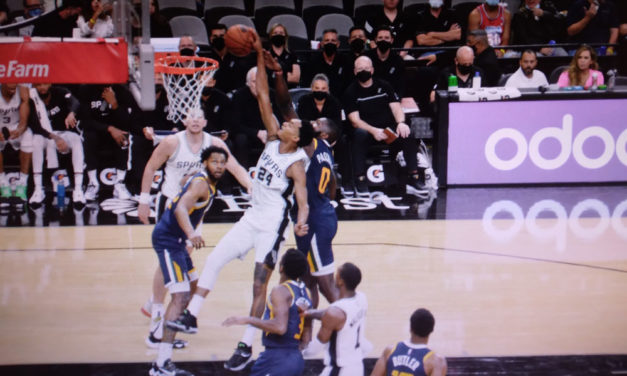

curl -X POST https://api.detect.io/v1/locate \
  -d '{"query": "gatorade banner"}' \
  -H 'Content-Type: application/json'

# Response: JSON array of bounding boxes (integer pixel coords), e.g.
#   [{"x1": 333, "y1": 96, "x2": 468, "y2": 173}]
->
[
  {"x1": 447, "y1": 99, "x2": 627, "y2": 184},
  {"x1": 0, "y1": 37, "x2": 128, "y2": 83}
]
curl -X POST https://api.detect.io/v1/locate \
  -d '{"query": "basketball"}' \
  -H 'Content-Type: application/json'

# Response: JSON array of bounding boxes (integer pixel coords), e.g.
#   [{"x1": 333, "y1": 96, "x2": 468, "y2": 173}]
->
[{"x1": 225, "y1": 24, "x2": 253, "y2": 57}]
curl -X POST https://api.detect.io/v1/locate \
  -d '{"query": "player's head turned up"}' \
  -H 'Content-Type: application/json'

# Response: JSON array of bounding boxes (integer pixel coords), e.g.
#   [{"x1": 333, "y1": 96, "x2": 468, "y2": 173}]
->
[
  {"x1": 410, "y1": 308, "x2": 435, "y2": 339},
  {"x1": 337, "y1": 262, "x2": 362, "y2": 292},
  {"x1": 297, "y1": 120, "x2": 316, "y2": 147},
  {"x1": 313, "y1": 118, "x2": 340, "y2": 145},
  {"x1": 201, "y1": 146, "x2": 228, "y2": 182},
  {"x1": 183, "y1": 108, "x2": 207, "y2": 132},
  {"x1": 280, "y1": 248, "x2": 308, "y2": 281}
]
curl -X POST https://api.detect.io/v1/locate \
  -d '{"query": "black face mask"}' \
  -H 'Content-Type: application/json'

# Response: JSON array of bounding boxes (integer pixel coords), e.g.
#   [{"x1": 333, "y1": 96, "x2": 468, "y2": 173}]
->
[
  {"x1": 312, "y1": 91, "x2": 328, "y2": 101},
  {"x1": 155, "y1": 84, "x2": 164, "y2": 93},
  {"x1": 180, "y1": 48, "x2": 195, "y2": 57},
  {"x1": 270, "y1": 35, "x2": 286, "y2": 47},
  {"x1": 457, "y1": 64, "x2": 473, "y2": 75},
  {"x1": 211, "y1": 36, "x2": 225, "y2": 51},
  {"x1": 350, "y1": 38, "x2": 365, "y2": 54},
  {"x1": 356, "y1": 70, "x2": 372, "y2": 83},
  {"x1": 323, "y1": 43, "x2": 337, "y2": 56},
  {"x1": 376, "y1": 40, "x2": 392, "y2": 53},
  {"x1": 202, "y1": 87, "x2": 213, "y2": 96}
]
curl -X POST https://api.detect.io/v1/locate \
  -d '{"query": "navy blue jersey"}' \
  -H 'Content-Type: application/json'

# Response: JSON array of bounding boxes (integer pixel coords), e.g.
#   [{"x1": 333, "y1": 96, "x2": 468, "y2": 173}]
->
[
  {"x1": 306, "y1": 138, "x2": 335, "y2": 215},
  {"x1": 262, "y1": 280, "x2": 311, "y2": 349},
  {"x1": 386, "y1": 342, "x2": 433, "y2": 376},
  {"x1": 153, "y1": 171, "x2": 216, "y2": 241}
]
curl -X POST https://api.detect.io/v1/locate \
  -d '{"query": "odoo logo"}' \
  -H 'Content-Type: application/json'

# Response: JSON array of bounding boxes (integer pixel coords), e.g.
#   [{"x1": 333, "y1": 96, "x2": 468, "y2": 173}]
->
[{"x1": 485, "y1": 114, "x2": 627, "y2": 170}]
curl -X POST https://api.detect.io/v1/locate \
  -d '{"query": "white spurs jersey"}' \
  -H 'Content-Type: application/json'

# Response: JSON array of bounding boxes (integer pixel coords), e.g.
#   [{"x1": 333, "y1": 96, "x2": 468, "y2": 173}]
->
[
  {"x1": 324, "y1": 291, "x2": 369, "y2": 368},
  {"x1": 161, "y1": 131, "x2": 213, "y2": 198},
  {"x1": 244, "y1": 139, "x2": 307, "y2": 227},
  {"x1": 0, "y1": 87, "x2": 21, "y2": 129}
]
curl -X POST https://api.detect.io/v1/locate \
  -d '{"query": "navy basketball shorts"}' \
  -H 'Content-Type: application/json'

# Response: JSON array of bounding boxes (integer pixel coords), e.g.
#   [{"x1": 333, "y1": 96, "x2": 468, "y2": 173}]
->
[
  {"x1": 296, "y1": 212, "x2": 337, "y2": 276},
  {"x1": 250, "y1": 348, "x2": 304, "y2": 376},
  {"x1": 152, "y1": 235, "x2": 191, "y2": 293}
]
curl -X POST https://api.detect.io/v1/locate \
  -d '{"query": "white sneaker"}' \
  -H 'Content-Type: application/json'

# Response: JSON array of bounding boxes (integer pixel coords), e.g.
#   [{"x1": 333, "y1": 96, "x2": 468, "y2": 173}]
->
[
  {"x1": 113, "y1": 183, "x2": 131, "y2": 199},
  {"x1": 85, "y1": 183, "x2": 99, "y2": 201},
  {"x1": 29, "y1": 187, "x2": 45, "y2": 204},
  {"x1": 72, "y1": 188, "x2": 86, "y2": 204}
]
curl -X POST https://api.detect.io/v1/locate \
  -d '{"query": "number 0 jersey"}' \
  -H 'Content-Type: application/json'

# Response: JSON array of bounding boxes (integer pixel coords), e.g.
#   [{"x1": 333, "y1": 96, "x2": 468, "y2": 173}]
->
[
  {"x1": 245, "y1": 139, "x2": 308, "y2": 227},
  {"x1": 261, "y1": 280, "x2": 311, "y2": 349},
  {"x1": 305, "y1": 138, "x2": 335, "y2": 215},
  {"x1": 386, "y1": 342, "x2": 433, "y2": 376}
]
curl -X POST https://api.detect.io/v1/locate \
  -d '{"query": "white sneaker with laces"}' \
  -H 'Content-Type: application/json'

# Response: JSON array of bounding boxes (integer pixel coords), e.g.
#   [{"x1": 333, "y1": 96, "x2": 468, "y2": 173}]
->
[
  {"x1": 72, "y1": 188, "x2": 86, "y2": 204},
  {"x1": 29, "y1": 187, "x2": 45, "y2": 204},
  {"x1": 85, "y1": 183, "x2": 99, "y2": 201},
  {"x1": 113, "y1": 183, "x2": 132, "y2": 199}
]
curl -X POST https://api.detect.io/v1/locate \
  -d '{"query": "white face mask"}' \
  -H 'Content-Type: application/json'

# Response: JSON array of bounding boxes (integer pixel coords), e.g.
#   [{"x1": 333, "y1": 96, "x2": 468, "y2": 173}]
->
[{"x1": 429, "y1": 0, "x2": 444, "y2": 8}]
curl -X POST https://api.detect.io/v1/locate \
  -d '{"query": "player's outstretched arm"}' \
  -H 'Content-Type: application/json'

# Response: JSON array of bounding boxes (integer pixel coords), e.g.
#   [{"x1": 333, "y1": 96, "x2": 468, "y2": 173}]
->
[
  {"x1": 251, "y1": 29, "x2": 280, "y2": 140},
  {"x1": 287, "y1": 160, "x2": 309, "y2": 237},
  {"x1": 137, "y1": 135, "x2": 177, "y2": 224},
  {"x1": 370, "y1": 345, "x2": 395, "y2": 376},
  {"x1": 174, "y1": 177, "x2": 209, "y2": 249},
  {"x1": 222, "y1": 284, "x2": 291, "y2": 335},
  {"x1": 263, "y1": 50, "x2": 297, "y2": 121},
  {"x1": 317, "y1": 306, "x2": 346, "y2": 344}
]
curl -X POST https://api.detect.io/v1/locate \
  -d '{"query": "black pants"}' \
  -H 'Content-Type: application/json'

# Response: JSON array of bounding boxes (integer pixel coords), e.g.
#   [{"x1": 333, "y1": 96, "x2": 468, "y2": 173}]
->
[
  {"x1": 351, "y1": 127, "x2": 418, "y2": 180},
  {"x1": 83, "y1": 128, "x2": 128, "y2": 171}
]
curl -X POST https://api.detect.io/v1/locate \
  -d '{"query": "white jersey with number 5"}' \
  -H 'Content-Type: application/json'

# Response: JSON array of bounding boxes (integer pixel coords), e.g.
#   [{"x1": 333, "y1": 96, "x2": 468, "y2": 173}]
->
[
  {"x1": 245, "y1": 139, "x2": 307, "y2": 227},
  {"x1": 324, "y1": 291, "x2": 368, "y2": 368},
  {"x1": 0, "y1": 88, "x2": 21, "y2": 130}
]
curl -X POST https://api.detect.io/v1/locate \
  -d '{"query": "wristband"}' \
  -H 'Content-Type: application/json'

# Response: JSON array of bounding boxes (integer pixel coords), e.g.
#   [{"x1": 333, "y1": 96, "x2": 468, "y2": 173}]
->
[
  {"x1": 89, "y1": 18, "x2": 96, "y2": 25},
  {"x1": 139, "y1": 192, "x2": 151, "y2": 205}
]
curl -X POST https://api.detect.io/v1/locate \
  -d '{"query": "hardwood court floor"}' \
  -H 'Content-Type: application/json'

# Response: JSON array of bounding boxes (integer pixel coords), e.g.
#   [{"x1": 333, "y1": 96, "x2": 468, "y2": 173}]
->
[{"x1": 1, "y1": 217, "x2": 626, "y2": 366}]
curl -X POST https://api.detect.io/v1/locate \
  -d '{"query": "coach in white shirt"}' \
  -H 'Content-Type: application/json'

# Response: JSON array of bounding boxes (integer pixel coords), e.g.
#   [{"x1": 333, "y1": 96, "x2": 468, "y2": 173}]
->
[{"x1": 505, "y1": 49, "x2": 549, "y2": 88}]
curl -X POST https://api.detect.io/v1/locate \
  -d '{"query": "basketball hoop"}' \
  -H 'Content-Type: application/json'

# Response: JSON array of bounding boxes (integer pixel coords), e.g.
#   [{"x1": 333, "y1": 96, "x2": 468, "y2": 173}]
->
[{"x1": 154, "y1": 55, "x2": 219, "y2": 124}]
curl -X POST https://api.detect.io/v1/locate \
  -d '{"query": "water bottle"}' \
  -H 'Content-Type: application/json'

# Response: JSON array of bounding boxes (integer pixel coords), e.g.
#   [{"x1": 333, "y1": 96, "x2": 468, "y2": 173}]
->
[
  {"x1": 473, "y1": 71, "x2": 482, "y2": 89},
  {"x1": 591, "y1": 72, "x2": 598, "y2": 91},
  {"x1": 607, "y1": 69, "x2": 616, "y2": 91},
  {"x1": 448, "y1": 74, "x2": 458, "y2": 92},
  {"x1": 56, "y1": 175, "x2": 65, "y2": 208}
]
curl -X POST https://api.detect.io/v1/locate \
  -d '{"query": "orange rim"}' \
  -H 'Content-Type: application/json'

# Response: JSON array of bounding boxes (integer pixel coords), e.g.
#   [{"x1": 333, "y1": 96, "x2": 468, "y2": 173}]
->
[{"x1": 155, "y1": 55, "x2": 219, "y2": 74}]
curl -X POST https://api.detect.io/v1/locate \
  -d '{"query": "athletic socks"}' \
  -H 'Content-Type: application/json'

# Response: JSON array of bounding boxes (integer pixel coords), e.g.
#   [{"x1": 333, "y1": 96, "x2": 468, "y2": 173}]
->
[
  {"x1": 156, "y1": 342, "x2": 173, "y2": 367},
  {"x1": 87, "y1": 169, "x2": 98, "y2": 185},
  {"x1": 19, "y1": 172, "x2": 28, "y2": 185},
  {"x1": 33, "y1": 173, "x2": 43, "y2": 190},
  {"x1": 241, "y1": 325, "x2": 257, "y2": 347},
  {"x1": 150, "y1": 303, "x2": 165, "y2": 339},
  {"x1": 116, "y1": 169, "x2": 126, "y2": 184},
  {"x1": 187, "y1": 294, "x2": 205, "y2": 317},
  {"x1": 74, "y1": 172, "x2": 83, "y2": 191}
]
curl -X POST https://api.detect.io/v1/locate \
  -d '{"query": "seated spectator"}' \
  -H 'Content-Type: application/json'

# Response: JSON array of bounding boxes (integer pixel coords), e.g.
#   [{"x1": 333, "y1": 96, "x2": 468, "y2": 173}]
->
[
  {"x1": 366, "y1": 26, "x2": 406, "y2": 96},
  {"x1": 466, "y1": 29, "x2": 501, "y2": 86},
  {"x1": 229, "y1": 67, "x2": 282, "y2": 169},
  {"x1": 10, "y1": 0, "x2": 44, "y2": 36},
  {"x1": 296, "y1": 73, "x2": 342, "y2": 128},
  {"x1": 348, "y1": 26, "x2": 369, "y2": 65},
  {"x1": 619, "y1": 0, "x2": 627, "y2": 37},
  {"x1": 505, "y1": 49, "x2": 549, "y2": 88},
  {"x1": 301, "y1": 29, "x2": 352, "y2": 98},
  {"x1": 566, "y1": 0, "x2": 618, "y2": 54},
  {"x1": 200, "y1": 77, "x2": 231, "y2": 139},
  {"x1": 148, "y1": 0, "x2": 171, "y2": 37},
  {"x1": 414, "y1": 0, "x2": 462, "y2": 49},
  {"x1": 79, "y1": 84, "x2": 134, "y2": 201},
  {"x1": 557, "y1": 44, "x2": 604, "y2": 88},
  {"x1": 343, "y1": 56, "x2": 426, "y2": 197},
  {"x1": 28, "y1": 84, "x2": 85, "y2": 204},
  {"x1": 206, "y1": 23, "x2": 255, "y2": 94},
  {"x1": 361, "y1": 0, "x2": 414, "y2": 58},
  {"x1": 267, "y1": 23, "x2": 300, "y2": 87},
  {"x1": 77, "y1": 0, "x2": 113, "y2": 38},
  {"x1": 32, "y1": 0, "x2": 82, "y2": 37},
  {"x1": 432, "y1": 46, "x2": 485, "y2": 101},
  {"x1": 512, "y1": 0, "x2": 568, "y2": 56},
  {"x1": 468, "y1": 0, "x2": 512, "y2": 56}
]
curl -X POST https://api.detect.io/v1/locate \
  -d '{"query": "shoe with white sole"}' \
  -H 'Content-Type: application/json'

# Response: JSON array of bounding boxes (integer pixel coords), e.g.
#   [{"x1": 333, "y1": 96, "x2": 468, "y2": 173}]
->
[
  {"x1": 84, "y1": 183, "x2": 99, "y2": 201},
  {"x1": 72, "y1": 189, "x2": 86, "y2": 204},
  {"x1": 29, "y1": 187, "x2": 45, "y2": 204}
]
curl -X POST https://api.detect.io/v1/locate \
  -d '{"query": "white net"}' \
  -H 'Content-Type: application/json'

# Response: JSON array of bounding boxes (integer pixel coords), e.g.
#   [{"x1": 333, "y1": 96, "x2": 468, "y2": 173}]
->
[{"x1": 156, "y1": 56, "x2": 218, "y2": 124}]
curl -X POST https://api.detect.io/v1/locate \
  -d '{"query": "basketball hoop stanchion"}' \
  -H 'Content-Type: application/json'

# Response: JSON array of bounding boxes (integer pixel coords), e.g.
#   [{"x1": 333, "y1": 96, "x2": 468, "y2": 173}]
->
[{"x1": 154, "y1": 55, "x2": 219, "y2": 124}]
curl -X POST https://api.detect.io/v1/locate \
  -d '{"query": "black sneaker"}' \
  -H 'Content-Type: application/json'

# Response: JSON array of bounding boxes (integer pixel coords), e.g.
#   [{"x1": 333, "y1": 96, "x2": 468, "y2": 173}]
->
[
  {"x1": 406, "y1": 174, "x2": 429, "y2": 197},
  {"x1": 145, "y1": 333, "x2": 188, "y2": 349},
  {"x1": 355, "y1": 176, "x2": 369, "y2": 197},
  {"x1": 149, "y1": 359, "x2": 194, "y2": 376},
  {"x1": 224, "y1": 342, "x2": 253, "y2": 371},
  {"x1": 165, "y1": 310, "x2": 198, "y2": 334}
]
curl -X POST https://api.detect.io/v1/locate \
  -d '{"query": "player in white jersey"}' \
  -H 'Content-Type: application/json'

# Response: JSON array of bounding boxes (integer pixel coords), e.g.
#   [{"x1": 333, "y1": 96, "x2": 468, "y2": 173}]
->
[
  {"x1": 165, "y1": 30, "x2": 316, "y2": 372},
  {"x1": 137, "y1": 108, "x2": 251, "y2": 350},
  {"x1": 306, "y1": 262, "x2": 369, "y2": 376},
  {"x1": 0, "y1": 83, "x2": 32, "y2": 202}
]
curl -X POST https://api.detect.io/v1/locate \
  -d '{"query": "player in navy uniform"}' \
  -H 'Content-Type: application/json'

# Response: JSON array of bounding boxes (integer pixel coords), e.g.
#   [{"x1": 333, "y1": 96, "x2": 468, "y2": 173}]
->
[
  {"x1": 149, "y1": 146, "x2": 228, "y2": 376},
  {"x1": 370, "y1": 308, "x2": 447, "y2": 376},
  {"x1": 223, "y1": 248, "x2": 312, "y2": 376}
]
